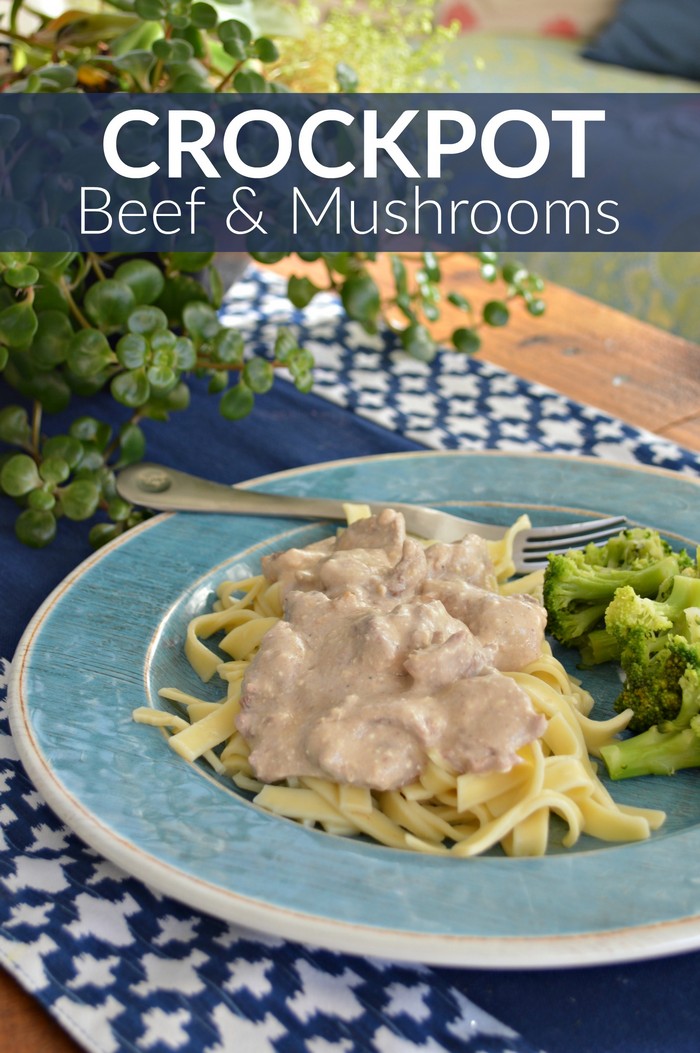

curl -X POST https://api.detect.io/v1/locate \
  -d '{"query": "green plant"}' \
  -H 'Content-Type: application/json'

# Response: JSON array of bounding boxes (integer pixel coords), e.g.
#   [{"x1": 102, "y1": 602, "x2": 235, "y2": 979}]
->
[
  {"x1": 0, "y1": 249, "x2": 285, "y2": 547},
  {"x1": 0, "y1": 0, "x2": 546, "y2": 548}
]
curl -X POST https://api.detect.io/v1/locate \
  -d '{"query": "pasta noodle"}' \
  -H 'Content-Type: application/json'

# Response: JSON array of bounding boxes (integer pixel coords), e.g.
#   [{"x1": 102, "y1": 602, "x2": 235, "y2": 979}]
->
[{"x1": 134, "y1": 512, "x2": 665, "y2": 857}]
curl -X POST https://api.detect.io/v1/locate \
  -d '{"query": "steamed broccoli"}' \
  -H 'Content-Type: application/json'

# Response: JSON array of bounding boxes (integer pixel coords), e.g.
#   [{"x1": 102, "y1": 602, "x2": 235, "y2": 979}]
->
[
  {"x1": 602, "y1": 668, "x2": 700, "y2": 779},
  {"x1": 540, "y1": 527, "x2": 700, "y2": 780},
  {"x1": 542, "y1": 547, "x2": 679, "y2": 646},
  {"x1": 614, "y1": 631, "x2": 700, "y2": 731},
  {"x1": 577, "y1": 627, "x2": 623, "y2": 667},
  {"x1": 605, "y1": 575, "x2": 700, "y2": 644},
  {"x1": 603, "y1": 576, "x2": 700, "y2": 730},
  {"x1": 584, "y1": 527, "x2": 675, "y2": 569}
]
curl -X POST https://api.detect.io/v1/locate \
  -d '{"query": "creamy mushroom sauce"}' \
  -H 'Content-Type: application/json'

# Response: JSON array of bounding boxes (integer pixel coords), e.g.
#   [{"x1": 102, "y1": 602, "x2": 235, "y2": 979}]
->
[{"x1": 237, "y1": 510, "x2": 547, "y2": 791}]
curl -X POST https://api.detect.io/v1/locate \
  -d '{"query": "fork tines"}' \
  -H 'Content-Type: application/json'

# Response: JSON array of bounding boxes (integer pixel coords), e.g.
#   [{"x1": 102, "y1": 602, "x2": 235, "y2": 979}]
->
[{"x1": 522, "y1": 515, "x2": 628, "y2": 556}]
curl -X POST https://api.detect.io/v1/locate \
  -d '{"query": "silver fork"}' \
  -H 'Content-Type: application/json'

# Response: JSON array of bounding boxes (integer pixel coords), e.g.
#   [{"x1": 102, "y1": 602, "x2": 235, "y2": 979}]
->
[{"x1": 117, "y1": 462, "x2": 627, "y2": 574}]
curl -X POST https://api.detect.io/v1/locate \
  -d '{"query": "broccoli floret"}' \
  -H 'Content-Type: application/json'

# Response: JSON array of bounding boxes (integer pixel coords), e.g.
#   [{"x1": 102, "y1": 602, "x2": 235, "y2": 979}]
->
[
  {"x1": 599, "y1": 578, "x2": 700, "y2": 731},
  {"x1": 543, "y1": 550, "x2": 679, "y2": 647},
  {"x1": 602, "y1": 668, "x2": 700, "y2": 779},
  {"x1": 613, "y1": 632, "x2": 700, "y2": 731},
  {"x1": 607, "y1": 578, "x2": 700, "y2": 641},
  {"x1": 588, "y1": 527, "x2": 673, "y2": 569}
]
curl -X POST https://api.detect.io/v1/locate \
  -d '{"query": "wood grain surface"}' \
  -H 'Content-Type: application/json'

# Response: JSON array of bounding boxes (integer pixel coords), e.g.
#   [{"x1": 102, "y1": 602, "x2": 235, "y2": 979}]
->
[{"x1": 3, "y1": 253, "x2": 699, "y2": 1053}]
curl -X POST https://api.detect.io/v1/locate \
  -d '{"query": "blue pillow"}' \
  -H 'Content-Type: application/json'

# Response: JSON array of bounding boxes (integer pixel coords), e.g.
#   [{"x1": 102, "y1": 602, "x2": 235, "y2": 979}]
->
[{"x1": 584, "y1": 0, "x2": 700, "y2": 82}]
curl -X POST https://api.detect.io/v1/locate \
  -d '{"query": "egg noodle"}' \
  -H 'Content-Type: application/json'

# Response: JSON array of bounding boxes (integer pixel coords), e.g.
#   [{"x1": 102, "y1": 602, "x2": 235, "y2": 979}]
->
[{"x1": 133, "y1": 510, "x2": 665, "y2": 857}]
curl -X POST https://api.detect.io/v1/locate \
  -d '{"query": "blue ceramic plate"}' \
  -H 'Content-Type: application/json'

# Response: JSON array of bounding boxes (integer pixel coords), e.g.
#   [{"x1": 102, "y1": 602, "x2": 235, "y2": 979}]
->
[{"x1": 10, "y1": 451, "x2": 700, "y2": 968}]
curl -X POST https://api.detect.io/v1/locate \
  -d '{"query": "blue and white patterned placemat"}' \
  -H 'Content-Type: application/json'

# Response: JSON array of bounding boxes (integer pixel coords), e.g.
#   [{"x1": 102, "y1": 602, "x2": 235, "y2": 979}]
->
[
  {"x1": 3, "y1": 265, "x2": 700, "y2": 1053},
  {"x1": 220, "y1": 267, "x2": 700, "y2": 476}
]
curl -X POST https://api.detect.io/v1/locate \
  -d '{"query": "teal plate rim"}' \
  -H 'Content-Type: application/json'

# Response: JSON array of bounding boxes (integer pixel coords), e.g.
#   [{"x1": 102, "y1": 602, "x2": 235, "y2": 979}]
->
[{"x1": 9, "y1": 449, "x2": 700, "y2": 970}]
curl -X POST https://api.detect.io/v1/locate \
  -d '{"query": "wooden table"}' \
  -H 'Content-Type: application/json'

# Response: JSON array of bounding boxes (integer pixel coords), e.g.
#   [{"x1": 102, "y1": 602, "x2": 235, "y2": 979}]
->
[{"x1": 3, "y1": 254, "x2": 700, "y2": 1053}]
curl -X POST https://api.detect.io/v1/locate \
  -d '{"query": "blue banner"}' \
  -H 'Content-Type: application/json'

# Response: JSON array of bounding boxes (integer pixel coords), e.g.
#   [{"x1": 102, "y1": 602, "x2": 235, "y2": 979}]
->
[{"x1": 0, "y1": 92, "x2": 698, "y2": 251}]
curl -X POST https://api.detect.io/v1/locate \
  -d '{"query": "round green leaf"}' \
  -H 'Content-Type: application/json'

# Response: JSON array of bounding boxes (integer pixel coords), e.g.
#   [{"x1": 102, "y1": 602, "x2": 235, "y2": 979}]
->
[
  {"x1": 168, "y1": 39, "x2": 195, "y2": 62},
  {"x1": 501, "y1": 262, "x2": 528, "y2": 285},
  {"x1": 66, "y1": 329, "x2": 114, "y2": 378},
  {"x1": 89, "y1": 522, "x2": 122, "y2": 549},
  {"x1": 293, "y1": 369, "x2": 313, "y2": 394},
  {"x1": 218, "y1": 18, "x2": 252, "y2": 46},
  {"x1": 0, "y1": 302, "x2": 39, "y2": 348},
  {"x1": 74, "y1": 443, "x2": 104, "y2": 472},
  {"x1": 483, "y1": 300, "x2": 510, "y2": 327},
  {"x1": 146, "y1": 364, "x2": 177, "y2": 394},
  {"x1": 1, "y1": 453, "x2": 41, "y2": 496},
  {"x1": 69, "y1": 416, "x2": 112, "y2": 449},
  {"x1": 127, "y1": 306, "x2": 168, "y2": 336},
  {"x1": 28, "y1": 488, "x2": 57, "y2": 512},
  {"x1": 165, "y1": 11, "x2": 190, "y2": 29},
  {"x1": 32, "y1": 278, "x2": 71, "y2": 316},
  {"x1": 527, "y1": 298, "x2": 546, "y2": 317},
  {"x1": 0, "y1": 405, "x2": 31, "y2": 446},
  {"x1": 400, "y1": 323, "x2": 436, "y2": 363},
  {"x1": 116, "y1": 332, "x2": 148, "y2": 369},
  {"x1": 151, "y1": 37, "x2": 174, "y2": 60},
  {"x1": 451, "y1": 327, "x2": 481, "y2": 354},
  {"x1": 212, "y1": 328, "x2": 243, "y2": 365},
  {"x1": 60, "y1": 479, "x2": 101, "y2": 521},
  {"x1": 118, "y1": 422, "x2": 146, "y2": 465},
  {"x1": 134, "y1": 0, "x2": 166, "y2": 21},
  {"x1": 31, "y1": 251, "x2": 75, "y2": 276},
  {"x1": 191, "y1": 2, "x2": 218, "y2": 28},
  {"x1": 42, "y1": 434, "x2": 83, "y2": 469},
  {"x1": 182, "y1": 302, "x2": 220, "y2": 341},
  {"x1": 31, "y1": 311, "x2": 74, "y2": 369},
  {"x1": 4, "y1": 264, "x2": 40, "y2": 289},
  {"x1": 170, "y1": 70, "x2": 212, "y2": 92},
  {"x1": 37, "y1": 64, "x2": 78, "y2": 89},
  {"x1": 15, "y1": 508, "x2": 57, "y2": 548},
  {"x1": 168, "y1": 251, "x2": 215, "y2": 273},
  {"x1": 340, "y1": 274, "x2": 380, "y2": 325},
  {"x1": 39, "y1": 456, "x2": 70, "y2": 486},
  {"x1": 150, "y1": 329, "x2": 177, "y2": 353},
  {"x1": 0, "y1": 252, "x2": 32, "y2": 267},
  {"x1": 287, "y1": 347, "x2": 314, "y2": 379},
  {"x1": 208, "y1": 371, "x2": 228, "y2": 394},
  {"x1": 287, "y1": 275, "x2": 319, "y2": 310},
  {"x1": 249, "y1": 252, "x2": 287, "y2": 265},
  {"x1": 273, "y1": 329, "x2": 297, "y2": 363},
  {"x1": 243, "y1": 356, "x2": 274, "y2": 394},
  {"x1": 173, "y1": 336, "x2": 196, "y2": 369},
  {"x1": 233, "y1": 70, "x2": 267, "y2": 93},
  {"x1": 254, "y1": 36, "x2": 279, "y2": 62},
  {"x1": 220, "y1": 382, "x2": 254, "y2": 420},
  {"x1": 111, "y1": 368, "x2": 151, "y2": 407},
  {"x1": 84, "y1": 280, "x2": 136, "y2": 330},
  {"x1": 114, "y1": 259, "x2": 165, "y2": 305},
  {"x1": 107, "y1": 497, "x2": 132, "y2": 522},
  {"x1": 447, "y1": 291, "x2": 471, "y2": 312}
]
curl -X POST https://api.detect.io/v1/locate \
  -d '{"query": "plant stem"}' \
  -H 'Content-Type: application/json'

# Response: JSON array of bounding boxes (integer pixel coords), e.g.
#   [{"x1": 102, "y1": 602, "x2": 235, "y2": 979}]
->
[
  {"x1": 60, "y1": 277, "x2": 92, "y2": 329},
  {"x1": 31, "y1": 401, "x2": 42, "y2": 457},
  {"x1": 195, "y1": 358, "x2": 284, "y2": 371},
  {"x1": 88, "y1": 253, "x2": 107, "y2": 281},
  {"x1": 103, "y1": 411, "x2": 141, "y2": 463},
  {"x1": 215, "y1": 60, "x2": 244, "y2": 93}
]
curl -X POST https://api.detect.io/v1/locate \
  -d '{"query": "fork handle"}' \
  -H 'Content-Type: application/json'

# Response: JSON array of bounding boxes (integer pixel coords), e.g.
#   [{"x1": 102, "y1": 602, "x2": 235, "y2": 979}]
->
[
  {"x1": 116, "y1": 462, "x2": 506, "y2": 541},
  {"x1": 118, "y1": 462, "x2": 421, "y2": 524}
]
